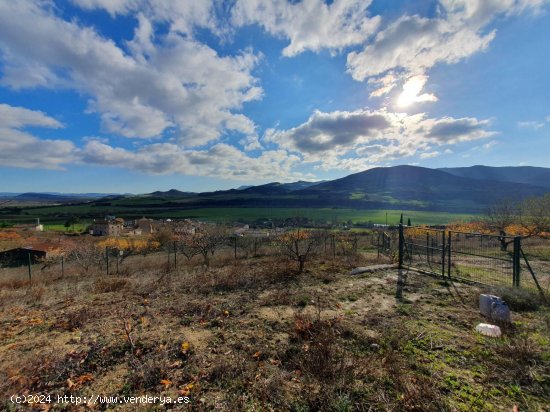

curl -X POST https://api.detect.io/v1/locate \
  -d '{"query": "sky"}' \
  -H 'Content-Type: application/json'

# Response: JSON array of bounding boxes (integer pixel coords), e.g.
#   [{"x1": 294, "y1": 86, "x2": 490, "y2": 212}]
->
[{"x1": 0, "y1": 0, "x2": 549, "y2": 193}]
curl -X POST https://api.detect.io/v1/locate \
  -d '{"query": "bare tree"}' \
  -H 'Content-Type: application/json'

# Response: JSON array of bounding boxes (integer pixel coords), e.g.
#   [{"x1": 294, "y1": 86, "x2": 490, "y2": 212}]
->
[
  {"x1": 276, "y1": 229, "x2": 320, "y2": 273},
  {"x1": 68, "y1": 242, "x2": 103, "y2": 273},
  {"x1": 520, "y1": 194, "x2": 550, "y2": 237},
  {"x1": 485, "y1": 199, "x2": 520, "y2": 234},
  {"x1": 177, "y1": 224, "x2": 226, "y2": 266}
]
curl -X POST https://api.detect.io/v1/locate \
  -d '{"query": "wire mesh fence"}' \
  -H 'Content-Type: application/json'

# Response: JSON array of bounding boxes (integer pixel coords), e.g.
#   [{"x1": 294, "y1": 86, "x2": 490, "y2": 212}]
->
[
  {"x1": 447, "y1": 231, "x2": 515, "y2": 287},
  {"x1": 375, "y1": 225, "x2": 547, "y2": 294}
]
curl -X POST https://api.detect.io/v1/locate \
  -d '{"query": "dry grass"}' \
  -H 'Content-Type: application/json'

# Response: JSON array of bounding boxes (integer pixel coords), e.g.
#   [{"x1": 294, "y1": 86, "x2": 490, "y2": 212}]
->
[{"x1": 0, "y1": 248, "x2": 548, "y2": 411}]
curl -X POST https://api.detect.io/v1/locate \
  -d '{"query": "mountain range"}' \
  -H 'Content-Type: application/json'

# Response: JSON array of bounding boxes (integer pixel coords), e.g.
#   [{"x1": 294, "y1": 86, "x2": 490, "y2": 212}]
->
[
  {"x1": 138, "y1": 165, "x2": 550, "y2": 213},
  {"x1": 2, "y1": 165, "x2": 549, "y2": 213}
]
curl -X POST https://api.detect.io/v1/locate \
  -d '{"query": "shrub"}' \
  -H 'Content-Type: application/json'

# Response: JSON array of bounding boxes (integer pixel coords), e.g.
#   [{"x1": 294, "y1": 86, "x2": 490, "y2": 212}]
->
[{"x1": 492, "y1": 287, "x2": 542, "y2": 312}]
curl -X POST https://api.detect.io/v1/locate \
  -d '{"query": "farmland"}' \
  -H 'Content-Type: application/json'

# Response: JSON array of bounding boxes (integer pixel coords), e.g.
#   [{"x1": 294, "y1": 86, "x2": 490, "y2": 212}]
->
[{"x1": 1, "y1": 206, "x2": 475, "y2": 227}]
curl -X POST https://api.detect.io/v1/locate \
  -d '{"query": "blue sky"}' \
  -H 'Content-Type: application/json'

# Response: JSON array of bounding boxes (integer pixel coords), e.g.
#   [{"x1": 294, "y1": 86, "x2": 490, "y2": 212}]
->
[{"x1": 0, "y1": 0, "x2": 549, "y2": 193}]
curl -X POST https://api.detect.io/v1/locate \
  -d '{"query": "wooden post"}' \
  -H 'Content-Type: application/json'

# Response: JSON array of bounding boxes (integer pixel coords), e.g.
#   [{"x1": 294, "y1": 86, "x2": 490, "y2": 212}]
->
[
  {"x1": 106, "y1": 246, "x2": 109, "y2": 276},
  {"x1": 27, "y1": 253, "x2": 32, "y2": 285},
  {"x1": 61, "y1": 255, "x2": 64, "y2": 278},
  {"x1": 234, "y1": 236, "x2": 237, "y2": 260}
]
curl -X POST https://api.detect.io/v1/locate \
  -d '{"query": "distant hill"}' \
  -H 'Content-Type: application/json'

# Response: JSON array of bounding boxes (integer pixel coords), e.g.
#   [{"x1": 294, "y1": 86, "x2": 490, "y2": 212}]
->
[
  {"x1": 293, "y1": 165, "x2": 549, "y2": 212},
  {"x1": 439, "y1": 166, "x2": 550, "y2": 189},
  {"x1": 149, "y1": 189, "x2": 194, "y2": 197},
  {"x1": 4, "y1": 166, "x2": 550, "y2": 214}
]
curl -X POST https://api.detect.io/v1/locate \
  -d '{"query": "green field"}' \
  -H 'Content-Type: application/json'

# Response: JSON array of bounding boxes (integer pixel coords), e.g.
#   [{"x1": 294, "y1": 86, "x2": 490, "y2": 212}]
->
[
  {"x1": 143, "y1": 208, "x2": 475, "y2": 225},
  {"x1": 1, "y1": 204, "x2": 477, "y2": 227}
]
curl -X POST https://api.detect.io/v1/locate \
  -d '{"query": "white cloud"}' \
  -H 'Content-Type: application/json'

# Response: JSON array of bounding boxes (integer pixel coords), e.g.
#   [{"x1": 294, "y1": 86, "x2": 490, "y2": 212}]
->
[
  {"x1": 419, "y1": 151, "x2": 440, "y2": 159},
  {"x1": 265, "y1": 108, "x2": 495, "y2": 171},
  {"x1": 79, "y1": 140, "x2": 307, "y2": 181},
  {"x1": 0, "y1": 104, "x2": 75, "y2": 170},
  {"x1": 265, "y1": 109, "x2": 393, "y2": 157},
  {"x1": 518, "y1": 120, "x2": 545, "y2": 130},
  {"x1": 0, "y1": 1, "x2": 261, "y2": 146},
  {"x1": 422, "y1": 116, "x2": 496, "y2": 144},
  {"x1": 346, "y1": 0, "x2": 548, "y2": 98},
  {"x1": 482, "y1": 140, "x2": 499, "y2": 149},
  {"x1": 231, "y1": 0, "x2": 380, "y2": 57},
  {"x1": 397, "y1": 75, "x2": 438, "y2": 107}
]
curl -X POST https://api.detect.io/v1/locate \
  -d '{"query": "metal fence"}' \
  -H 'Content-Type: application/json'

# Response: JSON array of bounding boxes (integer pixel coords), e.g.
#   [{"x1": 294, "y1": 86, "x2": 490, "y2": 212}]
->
[{"x1": 376, "y1": 225, "x2": 547, "y2": 294}]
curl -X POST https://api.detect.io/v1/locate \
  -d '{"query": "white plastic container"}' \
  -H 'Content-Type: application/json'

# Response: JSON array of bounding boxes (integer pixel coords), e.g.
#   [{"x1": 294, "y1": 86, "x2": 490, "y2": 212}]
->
[{"x1": 475, "y1": 323, "x2": 502, "y2": 337}]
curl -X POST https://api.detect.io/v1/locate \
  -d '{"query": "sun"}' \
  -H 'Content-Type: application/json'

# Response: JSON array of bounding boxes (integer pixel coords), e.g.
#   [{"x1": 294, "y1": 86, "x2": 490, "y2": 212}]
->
[{"x1": 396, "y1": 75, "x2": 437, "y2": 108}]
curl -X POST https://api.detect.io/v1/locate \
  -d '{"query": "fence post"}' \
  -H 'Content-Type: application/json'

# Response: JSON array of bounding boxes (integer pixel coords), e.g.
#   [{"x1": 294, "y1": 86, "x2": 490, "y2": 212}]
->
[
  {"x1": 441, "y1": 231, "x2": 446, "y2": 277},
  {"x1": 447, "y1": 232, "x2": 452, "y2": 279},
  {"x1": 27, "y1": 252, "x2": 32, "y2": 285},
  {"x1": 398, "y1": 224, "x2": 404, "y2": 269},
  {"x1": 106, "y1": 246, "x2": 109, "y2": 276},
  {"x1": 234, "y1": 236, "x2": 237, "y2": 260},
  {"x1": 513, "y1": 237, "x2": 521, "y2": 287},
  {"x1": 173, "y1": 240, "x2": 177, "y2": 270},
  {"x1": 61, "y1": 255, "x2": 64, "y2": 278}
]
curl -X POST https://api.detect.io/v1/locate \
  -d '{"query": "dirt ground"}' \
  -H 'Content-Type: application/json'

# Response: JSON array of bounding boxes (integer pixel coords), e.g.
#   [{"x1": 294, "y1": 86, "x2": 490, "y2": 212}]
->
[{"x1": 0, "y1": 251, "x2": 549, "y2": 411}]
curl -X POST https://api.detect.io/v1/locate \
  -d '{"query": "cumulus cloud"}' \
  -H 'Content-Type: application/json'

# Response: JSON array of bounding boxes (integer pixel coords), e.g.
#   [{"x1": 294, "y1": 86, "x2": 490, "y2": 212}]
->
[
  {"x1": 347, "y1": 0, "x2": 548, "y2": 98},
  {"x1": 265, "y1": 108, "x2": 495, "y2": 171},
  {"x1": 0, "y1": 1, "x2": 261, "y2": 145},
  {"x1": 79, "y1": 140, "x2": 307, "y2": 180},
  {"x1": 231, "y1": 0, "x2": 380, "y2": 57},
  {"x1": 419, "y1": 151, "x2": 440, "y2": 159},
  {"x1": 266, "y1": 109, "x2": 392, "y2": 156},
  {"x1": 423, "y1": 116, "x2": 496, "y2": 143},
  {"x1": 0, "y1": 104, "x2": 75, "y2": 169}
]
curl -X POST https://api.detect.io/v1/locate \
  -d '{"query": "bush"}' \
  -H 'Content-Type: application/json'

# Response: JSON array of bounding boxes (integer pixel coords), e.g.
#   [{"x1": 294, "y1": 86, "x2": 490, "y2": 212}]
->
[{"x1": 492, "y1": 287, "x2": 542, "y2": 312}]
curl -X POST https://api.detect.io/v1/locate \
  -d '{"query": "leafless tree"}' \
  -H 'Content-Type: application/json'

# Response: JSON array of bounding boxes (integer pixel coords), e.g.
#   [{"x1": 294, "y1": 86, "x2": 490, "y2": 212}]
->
[
  {"x1": 276, "y1": 229, "x2": 321, "y2": 273},
  {"x1": 176, "y1": 224, "x2": 226, "y2": 266}
]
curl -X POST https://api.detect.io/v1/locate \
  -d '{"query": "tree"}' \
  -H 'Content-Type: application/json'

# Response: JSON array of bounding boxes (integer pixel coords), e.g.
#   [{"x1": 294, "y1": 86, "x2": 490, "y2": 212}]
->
[
  {"x1": 276, "y1": 229, "x2": 320, "y2": 273},
  {"x1": 485, "y1": 200, "x2": 520, "y2": 234},
  {"x1": 399, "y1": 213, "x2": 403, "y2": 225},
  {"x1": 64, "y1": 216, "x2": 80, "y2": 231},
  {"x1": 407, "y1": 218, "x2": 412, "y2": 227},
  {"x1": 176, "y1": 224, "x2": 226, "y2": 266},
  {"x1": 68, "y1": 242, "x2": 103, "y2": 273},
  {"x1": 520, "y1": 194, "x2": 550, "y2": 237}
]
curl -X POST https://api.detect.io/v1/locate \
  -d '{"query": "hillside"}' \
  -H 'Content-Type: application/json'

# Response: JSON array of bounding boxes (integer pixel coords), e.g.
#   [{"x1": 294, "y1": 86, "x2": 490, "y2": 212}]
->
[
  {"x1": 293, "y1": 165, "x2": 548, "y2": 211},
  {"x1": 439, "y1": 165, "x2": 550, "y2": 188},
  {"x1": 3, "y1": 166, "x2": 550, "y2": 223}
]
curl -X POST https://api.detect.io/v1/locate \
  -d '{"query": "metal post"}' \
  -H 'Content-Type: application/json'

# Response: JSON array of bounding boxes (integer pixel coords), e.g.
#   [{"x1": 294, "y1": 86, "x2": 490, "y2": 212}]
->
[
  {"x1": 513, "y1": 237, "x2": 521, "y2": 287},
  {"x1": 377, "y1": 232, "x2": 380, "y2": 258},
  {"x1": 398, "y1": 223, "x2": 404, "y2": 269},
  {"x1": 441, "y1": 231, "x2": 446, "y2": 277},
  {"x1": 447, "y1": 232, "x2": 452, "y2": 278},
  {"x1": 106, "y1": 246, "x2": 109, "y2": 276},
  {"x1": 27, "y1": 253, "x2": 32, "y2": 285},
  {"x1": 426, "y1": 232, "x2": 430, "y2": 262}
]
